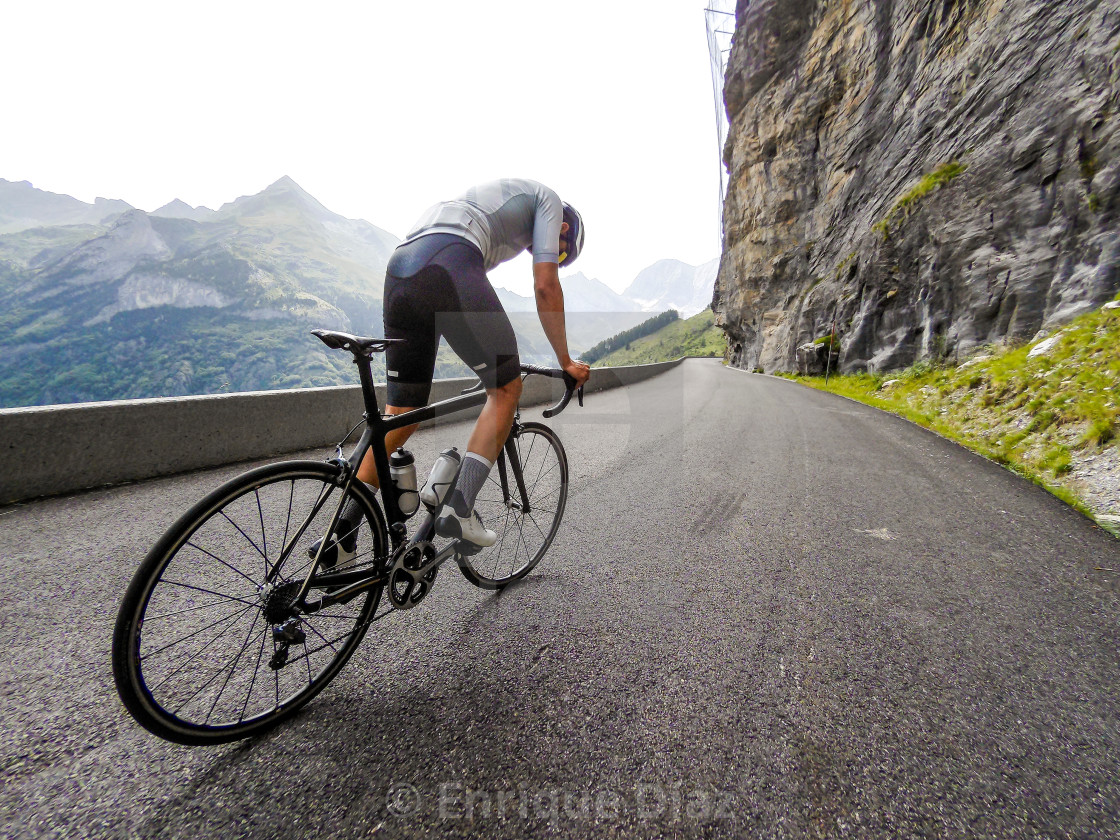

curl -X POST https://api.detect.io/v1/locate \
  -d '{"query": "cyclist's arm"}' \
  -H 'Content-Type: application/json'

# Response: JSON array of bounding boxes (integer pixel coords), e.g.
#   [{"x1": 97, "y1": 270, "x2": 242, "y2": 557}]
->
[{"x1": 533, "y1": 261, "x2": 590, "y2": 386}]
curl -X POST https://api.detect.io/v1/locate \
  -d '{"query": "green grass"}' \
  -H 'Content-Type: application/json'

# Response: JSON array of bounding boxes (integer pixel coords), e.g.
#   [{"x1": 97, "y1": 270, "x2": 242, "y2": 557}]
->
[
  {"x1": 593, "y1": 309, "x2": 725, "y2": 367},
  {"x1": 873, "y1": 160, "x2": 967, "y2": 239},
  {"x1": 781, "y1": 296, "x2": 1120, "y2": 529}
]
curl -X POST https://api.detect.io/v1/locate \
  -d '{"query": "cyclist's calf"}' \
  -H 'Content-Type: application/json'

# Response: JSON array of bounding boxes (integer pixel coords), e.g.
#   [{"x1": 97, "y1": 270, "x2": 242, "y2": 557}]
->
[{"x1": 467, "y1": 376, "x2": 522, "y2": 463}]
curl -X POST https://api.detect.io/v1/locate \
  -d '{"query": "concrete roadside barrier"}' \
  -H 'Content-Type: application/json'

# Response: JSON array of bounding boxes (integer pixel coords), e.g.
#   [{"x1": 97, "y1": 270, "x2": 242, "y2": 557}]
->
[{"x1": 0, "y1": 358, "x2": 705, "y2": 503}]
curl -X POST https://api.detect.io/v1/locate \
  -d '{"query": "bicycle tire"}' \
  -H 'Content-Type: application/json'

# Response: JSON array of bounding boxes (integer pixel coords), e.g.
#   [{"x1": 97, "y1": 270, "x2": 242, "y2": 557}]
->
[
  {"x1": 112, "y1": 460, "x2": 387, "y2": 745},
  {"x1": 458, "y1": 422, "x2": 568, "y2": 589}
]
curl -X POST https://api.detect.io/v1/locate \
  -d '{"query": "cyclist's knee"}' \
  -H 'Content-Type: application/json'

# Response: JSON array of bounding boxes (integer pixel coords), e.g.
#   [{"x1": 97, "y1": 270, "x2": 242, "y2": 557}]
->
[{"x1": 493, "y1": 375, "x2": 522, "y2": 402}]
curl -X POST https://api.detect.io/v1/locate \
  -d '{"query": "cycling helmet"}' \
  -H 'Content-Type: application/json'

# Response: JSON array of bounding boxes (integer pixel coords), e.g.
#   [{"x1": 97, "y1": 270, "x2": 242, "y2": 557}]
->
[{"x1": 559, "y1": 202, "x2": 585, "y2": 267}]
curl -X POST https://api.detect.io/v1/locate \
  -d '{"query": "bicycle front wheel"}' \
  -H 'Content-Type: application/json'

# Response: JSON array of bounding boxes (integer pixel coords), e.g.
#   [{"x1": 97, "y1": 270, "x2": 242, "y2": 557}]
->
[
  {"x1": 112, "y1": 460, "x2": 387, "y2": 745},
  {"x1": 459, "y1": 421, "x2": 568, "y2": 589}
]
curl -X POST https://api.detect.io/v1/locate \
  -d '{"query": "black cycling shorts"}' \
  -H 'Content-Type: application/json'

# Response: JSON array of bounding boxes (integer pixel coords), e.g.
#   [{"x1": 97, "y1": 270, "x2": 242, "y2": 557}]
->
[{"x1": 383, "y1": 233, "x2": 520, "y2": 407}]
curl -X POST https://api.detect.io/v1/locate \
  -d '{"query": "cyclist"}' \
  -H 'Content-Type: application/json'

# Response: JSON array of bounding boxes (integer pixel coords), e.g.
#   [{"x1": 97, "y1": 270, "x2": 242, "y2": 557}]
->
[{"x1": 334, "y1": 179, "x2": 590, "y2": 553}]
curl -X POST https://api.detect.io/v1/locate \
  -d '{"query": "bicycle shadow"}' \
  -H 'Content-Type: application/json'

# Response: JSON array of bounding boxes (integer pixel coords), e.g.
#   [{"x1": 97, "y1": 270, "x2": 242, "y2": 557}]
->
[
  {"x1": 134, "y1": 684, "x2": 526, "y2": 836},
  {"x1": 134, "y1": 574, "x2": 606, "y2": 838}
]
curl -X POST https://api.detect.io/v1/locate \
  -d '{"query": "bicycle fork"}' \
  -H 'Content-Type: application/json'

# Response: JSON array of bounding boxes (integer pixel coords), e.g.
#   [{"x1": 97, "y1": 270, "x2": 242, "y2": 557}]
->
[{"x1": 497, "y1": 421, "x2": 532, "y2": 513}]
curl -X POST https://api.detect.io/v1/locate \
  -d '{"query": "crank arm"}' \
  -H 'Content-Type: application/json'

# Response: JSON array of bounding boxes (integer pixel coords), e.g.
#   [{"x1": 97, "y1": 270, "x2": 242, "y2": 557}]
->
[{"x1": 408, "y1": 542, "x2": 459, "y2": 580}]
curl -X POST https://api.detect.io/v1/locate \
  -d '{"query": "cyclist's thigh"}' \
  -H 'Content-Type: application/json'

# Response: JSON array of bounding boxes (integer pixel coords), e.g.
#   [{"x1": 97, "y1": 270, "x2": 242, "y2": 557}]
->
[
  {"x1": 383, "y1": 242, "x2": 459, "y2": 407},
  {"x1": 383, "y1": 322, "x2": 436, "y2": 408},
  {"x1": 432, "y1": 243, "x2": 521, "y2": 390}
]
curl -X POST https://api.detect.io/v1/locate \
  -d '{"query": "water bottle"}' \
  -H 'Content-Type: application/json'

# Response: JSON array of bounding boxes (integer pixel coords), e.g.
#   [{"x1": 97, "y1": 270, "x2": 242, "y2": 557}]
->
[
  {"x1": 420, "y1": 447, "x2": 461, "y2": 508},
  {"x1": 390, "y1": 448, "x2": 420, "y2": 516}
]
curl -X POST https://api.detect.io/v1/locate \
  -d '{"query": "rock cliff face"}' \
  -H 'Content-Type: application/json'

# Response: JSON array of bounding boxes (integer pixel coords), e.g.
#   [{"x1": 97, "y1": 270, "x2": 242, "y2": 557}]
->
[{"x1": 713, "y1": 0, "x2": 1120, "y2": 373}]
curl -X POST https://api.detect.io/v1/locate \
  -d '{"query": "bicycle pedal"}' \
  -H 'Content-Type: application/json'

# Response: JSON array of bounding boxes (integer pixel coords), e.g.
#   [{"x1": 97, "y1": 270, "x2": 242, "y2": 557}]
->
[{"x1": 456, "y1": 541, "x2": 483, "y2": 557}]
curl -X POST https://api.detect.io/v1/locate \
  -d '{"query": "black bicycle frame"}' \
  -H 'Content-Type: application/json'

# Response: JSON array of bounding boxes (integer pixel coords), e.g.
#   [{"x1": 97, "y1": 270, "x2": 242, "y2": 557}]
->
[
  {"x1": 295, "y1": 354, "x2": 534, "y2": 598},
  {"x1": 348, "y1": 351, "x2": 488, "y2": 526},
  {"x1": 271, "y1": 343, "x2": 564, "y2": 615}
]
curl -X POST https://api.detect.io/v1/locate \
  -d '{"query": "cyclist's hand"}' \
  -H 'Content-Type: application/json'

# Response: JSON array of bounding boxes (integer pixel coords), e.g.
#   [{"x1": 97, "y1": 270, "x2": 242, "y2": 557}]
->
[{"x1": 563, "y1": 358, "x2": 591, "y2": 389}]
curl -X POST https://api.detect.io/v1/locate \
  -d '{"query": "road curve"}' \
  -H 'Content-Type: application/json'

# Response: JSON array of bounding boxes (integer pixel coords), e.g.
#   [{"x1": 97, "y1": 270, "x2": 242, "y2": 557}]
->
[{"x1": 2, "y1": 358, "x2": 1118, "y2": 839}]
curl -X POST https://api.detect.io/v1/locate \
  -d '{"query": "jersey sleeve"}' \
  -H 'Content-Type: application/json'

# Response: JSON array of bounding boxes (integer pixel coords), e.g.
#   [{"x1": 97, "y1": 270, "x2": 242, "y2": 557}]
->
[{"x1": 530, "y1": 184, "x2": 564, "y2": 265}]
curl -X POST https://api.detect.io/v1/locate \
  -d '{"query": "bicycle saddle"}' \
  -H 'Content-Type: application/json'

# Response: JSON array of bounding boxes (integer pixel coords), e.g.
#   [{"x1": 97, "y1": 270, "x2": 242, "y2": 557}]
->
[{"x1": 311, "y1": 329, "x2": 406, "y2": 356}]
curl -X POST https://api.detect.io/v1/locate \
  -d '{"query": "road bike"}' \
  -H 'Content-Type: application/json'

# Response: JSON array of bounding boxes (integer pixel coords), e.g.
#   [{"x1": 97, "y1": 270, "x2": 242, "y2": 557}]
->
[{"x1": 112, "y1": 328, "x2": 582, "y2": 745}]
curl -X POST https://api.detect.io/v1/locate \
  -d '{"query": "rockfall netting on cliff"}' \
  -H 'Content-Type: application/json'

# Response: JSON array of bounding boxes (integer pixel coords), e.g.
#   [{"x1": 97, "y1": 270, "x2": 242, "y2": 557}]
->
[{"x1": 713, "y1": 0, "x2": 1120, "y2": 374}]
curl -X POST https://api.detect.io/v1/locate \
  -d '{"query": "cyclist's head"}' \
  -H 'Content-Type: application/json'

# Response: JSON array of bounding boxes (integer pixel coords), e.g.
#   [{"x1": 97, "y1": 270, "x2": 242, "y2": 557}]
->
[{"x1": 558, "y1": 202, "x2": 585, "y2": 267}]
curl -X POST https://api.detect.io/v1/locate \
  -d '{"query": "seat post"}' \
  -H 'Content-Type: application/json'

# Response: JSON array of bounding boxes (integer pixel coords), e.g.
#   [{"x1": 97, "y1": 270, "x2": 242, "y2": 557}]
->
[{"x1": 353, "y1": 353, "x2": 382, "y2": 419}]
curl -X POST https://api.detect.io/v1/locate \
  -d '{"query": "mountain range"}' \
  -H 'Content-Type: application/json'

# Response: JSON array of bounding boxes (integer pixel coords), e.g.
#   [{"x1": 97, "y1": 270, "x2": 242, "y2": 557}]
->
[
  {"x1": 0, "y1": 177, "x2": 716, "y2": 407},
  {"x1": 622, "y1": 258, "x2": 719, "y2": 318}
]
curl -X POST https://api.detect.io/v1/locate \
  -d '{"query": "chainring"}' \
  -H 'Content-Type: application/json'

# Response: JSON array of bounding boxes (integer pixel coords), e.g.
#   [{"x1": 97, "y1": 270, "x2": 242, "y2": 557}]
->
[{"x1": 387, "y1": 541, "x2": 438, "y2": 610}]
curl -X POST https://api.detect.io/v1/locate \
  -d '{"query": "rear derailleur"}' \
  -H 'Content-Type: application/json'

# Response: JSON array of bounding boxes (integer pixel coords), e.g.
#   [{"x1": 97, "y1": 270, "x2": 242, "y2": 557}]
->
[{"x1": 262, "y1": 580, "x2": 306, "y2": 670}]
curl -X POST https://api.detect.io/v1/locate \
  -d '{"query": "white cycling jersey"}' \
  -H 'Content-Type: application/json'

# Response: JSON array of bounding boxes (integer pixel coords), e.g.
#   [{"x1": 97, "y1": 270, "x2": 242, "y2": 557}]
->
[{"x1": 401, "y1": 178, "x2": 564, "y2": 272}]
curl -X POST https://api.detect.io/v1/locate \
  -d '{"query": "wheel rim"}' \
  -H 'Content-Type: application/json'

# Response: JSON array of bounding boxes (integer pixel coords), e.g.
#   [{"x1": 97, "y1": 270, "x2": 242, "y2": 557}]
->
[
  {"x1": 464, "y1": 425, "x2": 567, "y2": 587},
  {"x1": 129, "y1": 469, "x2": 381, "y2": 735}
]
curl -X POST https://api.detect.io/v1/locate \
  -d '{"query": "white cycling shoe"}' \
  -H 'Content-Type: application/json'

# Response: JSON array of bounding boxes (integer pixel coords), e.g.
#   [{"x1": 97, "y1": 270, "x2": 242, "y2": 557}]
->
[
  {"x1": 307, "y1": 518, "x2": 359, "y2": 570},
  {"x1": 435, "y1": 505, "x2": 497, "y2": 548}
]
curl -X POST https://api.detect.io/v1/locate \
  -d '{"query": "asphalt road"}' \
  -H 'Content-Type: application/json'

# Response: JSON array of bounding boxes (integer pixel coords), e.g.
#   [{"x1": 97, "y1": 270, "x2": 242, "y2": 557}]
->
[{"x1": 2, "y1": 359, "x2": 1119, "y2": 839}]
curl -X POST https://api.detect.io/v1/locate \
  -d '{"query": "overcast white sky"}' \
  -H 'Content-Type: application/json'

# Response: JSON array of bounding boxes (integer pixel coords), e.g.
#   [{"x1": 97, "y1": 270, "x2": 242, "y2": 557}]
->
[{"x1": 2, "y1": 1, "x2": 725, "y2": 296}]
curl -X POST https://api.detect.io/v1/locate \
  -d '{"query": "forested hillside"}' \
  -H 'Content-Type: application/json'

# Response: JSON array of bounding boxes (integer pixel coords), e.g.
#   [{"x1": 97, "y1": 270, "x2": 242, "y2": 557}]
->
[
  {"x1": 581, "y1": 310, "x2": 680, "y2": 363},
  {"x1": 0, "y1": 178, "x2": 432, "y2": 406},
  {"x1": 593, "y1": 309, "x2": 725, "y2": 367}
]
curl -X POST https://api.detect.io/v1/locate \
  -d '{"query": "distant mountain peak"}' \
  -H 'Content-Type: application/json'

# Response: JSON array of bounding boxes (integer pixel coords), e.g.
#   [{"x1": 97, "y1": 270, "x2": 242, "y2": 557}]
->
[
  {"x1": 156, "y1": 198, "x2": 193, "y2": 212},
  {"x1": 219, "y1": 175, "x2": 336, "y2": 223},
  {"x1": 152, "y1": 198, "x2": 215, "y2": 221},
  {"x1": 261, "y1": 176, "x2": 321, "y2": 206},
  {"x1": 622, "y1": 257, "x2": 719, "y2": 318},
  {"x1": 268, "y1": 175, "x2": 303, "y2": 191}
]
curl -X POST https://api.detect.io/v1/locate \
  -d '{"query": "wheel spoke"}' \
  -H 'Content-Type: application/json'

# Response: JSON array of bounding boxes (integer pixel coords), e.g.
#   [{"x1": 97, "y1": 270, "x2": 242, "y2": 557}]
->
[
  {"x1": 525, "y1": 511, "x2": 549, "y2": 541},
  {"x1": 240, "y1": 628, "x2": 271, "y2": 723},
  {"x1": 268, "y1": 481, "x2": 336, "y2": 582},
  {"x1": 158, "y1": 578, "x2": 258, "y2": 607},
  {"x1": 172, "y1": 633, "x2": 258, "y2": 718},
  {"x1": 144, "y1": 597, "x2": 249, "y2": 622},
  {"x1": 147, "y1": 603, "x2": 257, "y2": 693},
  {"x1": 281, "y1": 480, "x2": 296, "y2": 561},
  {"x1": 206, "y1": 608, "x2": 269, "y2": 724},
  {"x1": 303, "y1": 619, "x2": 343, "y2": 654},
  {"x1": 513, "y1": 512, "x2": 530, "y2": 569},
  {"x1": 218, "y1": 510, "x2": 270, "y2": 564},
  {"x1": 529, "y1": 460, "x2": 560, "y2": 492},
  {"x1": 255, "y1": 488, "x2": 268, "y2": 577},
  {"x1": 182, "y1": 541, "x2": 262, "y2": 592},
  {"x1": 142, "y1": 601, "x2": 257, "y2": 663}
]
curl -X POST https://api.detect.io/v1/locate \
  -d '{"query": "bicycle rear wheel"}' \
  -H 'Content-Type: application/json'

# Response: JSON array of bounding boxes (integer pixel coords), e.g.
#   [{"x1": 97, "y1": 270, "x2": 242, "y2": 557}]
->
[
  {"x1": 459, "y1": 422, "x2": 568, "y2": 589},
  {"x1": 112, "y1": 460, "x2": 387, "y2": 745}
]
